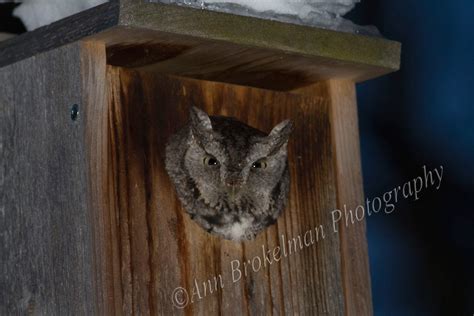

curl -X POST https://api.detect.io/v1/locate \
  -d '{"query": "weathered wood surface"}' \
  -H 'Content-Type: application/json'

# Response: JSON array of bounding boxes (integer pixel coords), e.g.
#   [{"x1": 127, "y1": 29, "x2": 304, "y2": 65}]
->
[
  {"x1": 99, "y1": 26, "x2": 394, "y2": 91},
  {"x1": 81, "y1": 41, "x2": 119, "y2": 315},
  {"x1": 0, "y1": 0, "x2": 400, "y2": 90},
  {"x1": 99, "y1": 66, "x2": 352, "y2": 314},
  {"x1": 0, "y1": 2, "x2": 119, "y2": 69},
  {"x1": 0, "y1": 43, "x2": 98, "y2": 314},
  {"x1": 294, "y1": 81, "x2": 373, "y2": 315},
  {"x1": 117, "y1": 2, "x2": 400, "y2": 83},
  {"x1": 328, "y1": 80, "x2": 372, "y2": 316},
  {"x1": 0, "y1": 41, "x2": 375, "y2": 315}
]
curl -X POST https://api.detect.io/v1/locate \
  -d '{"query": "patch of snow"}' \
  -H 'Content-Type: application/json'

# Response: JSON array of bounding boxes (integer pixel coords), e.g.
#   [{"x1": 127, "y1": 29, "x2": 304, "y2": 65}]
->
[
  {"x1": 153, "y1": 0, "x2": 379, "y2": 35},
  {"x1": 13, "y1": 0, "x2": 108, "y2": 31}
]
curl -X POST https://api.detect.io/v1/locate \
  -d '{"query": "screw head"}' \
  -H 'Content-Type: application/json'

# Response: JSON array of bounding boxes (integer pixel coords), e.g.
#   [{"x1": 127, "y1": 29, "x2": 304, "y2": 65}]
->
[{"x1": 70, "y1": 104, "x2": 79, "y2": 121}]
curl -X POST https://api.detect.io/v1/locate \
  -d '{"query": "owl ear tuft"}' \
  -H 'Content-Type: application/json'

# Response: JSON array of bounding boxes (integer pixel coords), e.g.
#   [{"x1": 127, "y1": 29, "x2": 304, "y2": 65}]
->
[
  {"x1": 190, "y1": 106, "x2": 213, "y2": 131},
  {"x1": 269, "y1": 120, "x2": 293, "y2": 138},
  {"x1": 267, "y1": 119, "x2": 293, "y2": 152},
  {"x1": 190, "y1": 106, "x2": 213, "y2": 143}
]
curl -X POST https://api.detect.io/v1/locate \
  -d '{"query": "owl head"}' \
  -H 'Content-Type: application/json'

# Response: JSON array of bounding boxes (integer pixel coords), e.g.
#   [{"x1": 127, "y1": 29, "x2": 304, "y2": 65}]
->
[
  {"x1": 184, "y1": 107, "x2": 292, "y2": 212},
  {"x1": 165, "y1": 106, "x2": 292, "y2": 240}
]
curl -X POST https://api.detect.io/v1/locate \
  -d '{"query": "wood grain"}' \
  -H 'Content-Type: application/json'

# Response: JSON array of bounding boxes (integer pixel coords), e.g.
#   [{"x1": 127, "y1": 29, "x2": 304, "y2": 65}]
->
[
  {"x1": 293, "y1": 80, "x2": 373, "y2": 315},
  {"x1": 327, "y1": 80, "x2": 372, "y2": 316},
  {"x1": 0, "y1": 0, "x2": 400, "y2": 90},
  {"x1": 102, "y1": 67, "x2": 347, "y2": 314},
  {"x1": 81, "y1": 41, "x2": 124, "y2": 315},
  {"x1": 0, "y1": 2, "x2": 118, "y2": 69},
  {"x1": 102, "y1": 28, "x2": 389, "y2": 91},
  {"x1": 0, "y1": 43, "x2": 97, "y2": 314},
  {"x1": 0, "y1": 42, "x2": 374, "y2": 314},
  {"x1": 118, "y1": 1, "x2": 400, "y2": 85}
]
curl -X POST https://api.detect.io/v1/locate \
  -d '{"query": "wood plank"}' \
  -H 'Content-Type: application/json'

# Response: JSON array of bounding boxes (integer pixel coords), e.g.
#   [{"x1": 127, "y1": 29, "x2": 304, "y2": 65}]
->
[
  {"x1": 0, "y1": 1, "x2": 400, "y2": 90},
  {"x1": 98, "y1": 6, "x2": 400, "y2": 90},
  {"x1": 103, "y1": 68, "x2": 346, "y2": 314},
  {"x1": 0, "y1": 43, "x2": 98, "y2": 314},
  {"x1": 293, "y1": 80, "x2": 373, "y2": 315},
  {"x1": 97, "y1": 25, "x2": 395, "y2": 91},
  {"x1": 327, "y1": 80, "x2": 372, "y2": 316},
  {"x1": 119, "y1": 2, "x2": 400, "y2": 72},
  {"x1": 0, "y1": 2, "x2": 118, "y2": 69},
  {"x1": 81, "y1": 41, "x2": 123, "y2": 315}
]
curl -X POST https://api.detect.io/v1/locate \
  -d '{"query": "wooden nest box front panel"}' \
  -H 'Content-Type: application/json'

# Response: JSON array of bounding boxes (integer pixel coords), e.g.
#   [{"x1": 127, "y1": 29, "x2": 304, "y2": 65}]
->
[{"x1": 0, "y1": 1, "x2": 400, "y2": 315}]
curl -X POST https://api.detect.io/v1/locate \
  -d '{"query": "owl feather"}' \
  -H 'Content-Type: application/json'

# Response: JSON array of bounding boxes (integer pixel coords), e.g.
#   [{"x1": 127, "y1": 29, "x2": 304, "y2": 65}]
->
[{"x1": 165, "y1": 107, "x2": 292, "y2": 241}]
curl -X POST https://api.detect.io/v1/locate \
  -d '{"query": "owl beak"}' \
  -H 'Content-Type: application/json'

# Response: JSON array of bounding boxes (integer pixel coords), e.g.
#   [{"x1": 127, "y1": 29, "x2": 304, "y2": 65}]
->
[
  {"x1": 225, "y1": 179, "x2": 242, "y2": 187},
  {"x1": 226, "y1": 185, "x2": 239, "y2": 201},
  {"x1": 224, "y1": 179, "x2": 243, "y2": 200}
]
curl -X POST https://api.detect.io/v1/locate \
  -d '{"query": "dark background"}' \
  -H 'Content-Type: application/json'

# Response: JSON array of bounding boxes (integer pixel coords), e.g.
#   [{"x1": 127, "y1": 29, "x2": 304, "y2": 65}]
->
[
  {"x1": 1, "y1": 1, "x2": 472, "y2": 314},
  {"x1": 346, "y1": 0, "x2": 474, "y2": 315}
]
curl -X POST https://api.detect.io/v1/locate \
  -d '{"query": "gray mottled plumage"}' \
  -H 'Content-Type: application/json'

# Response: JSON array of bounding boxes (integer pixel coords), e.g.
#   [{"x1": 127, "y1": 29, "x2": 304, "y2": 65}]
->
[{"x1": 165, "y1": 107, "x2": 292, "y2": 241}]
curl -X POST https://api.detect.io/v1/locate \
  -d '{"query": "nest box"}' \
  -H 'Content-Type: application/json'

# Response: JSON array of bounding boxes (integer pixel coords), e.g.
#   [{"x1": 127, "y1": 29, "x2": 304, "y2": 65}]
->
[{"x1": 0, "y1": 1, "x2": 400, "y2": 315}]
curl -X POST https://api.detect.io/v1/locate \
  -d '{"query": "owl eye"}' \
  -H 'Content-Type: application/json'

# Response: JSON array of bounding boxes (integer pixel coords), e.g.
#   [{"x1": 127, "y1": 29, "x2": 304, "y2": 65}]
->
[
  {"x1": 203, "y1": 155, "x2": 219, "y2": 167},
  {"x1": 252, "y1": 159, "x2": 267, "y2": 169}
]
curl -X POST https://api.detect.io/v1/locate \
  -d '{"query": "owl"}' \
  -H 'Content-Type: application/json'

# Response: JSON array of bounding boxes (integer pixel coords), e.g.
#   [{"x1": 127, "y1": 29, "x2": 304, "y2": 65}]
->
[{"x1": 165, "y1": 107, "x2": 292, "y2": 241}]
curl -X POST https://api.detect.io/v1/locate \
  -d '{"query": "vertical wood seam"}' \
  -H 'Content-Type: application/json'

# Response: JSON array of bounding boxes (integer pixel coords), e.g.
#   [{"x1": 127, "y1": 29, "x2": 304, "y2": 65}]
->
[{"x1": 81, "y1": 41, "x2": 114, "y2": 315}]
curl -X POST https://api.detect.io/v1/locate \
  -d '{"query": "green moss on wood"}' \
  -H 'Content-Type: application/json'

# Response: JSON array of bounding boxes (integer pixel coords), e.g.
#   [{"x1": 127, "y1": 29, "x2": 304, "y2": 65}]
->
[{"x1": 120, "y1": 2, "x2": 401, "y2": 72}]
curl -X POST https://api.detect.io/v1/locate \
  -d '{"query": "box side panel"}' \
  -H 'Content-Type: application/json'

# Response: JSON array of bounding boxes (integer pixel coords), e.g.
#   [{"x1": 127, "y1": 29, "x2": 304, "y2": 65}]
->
[{"x1": 0, "y1": 44, "x2": 98, "y2": 314}]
